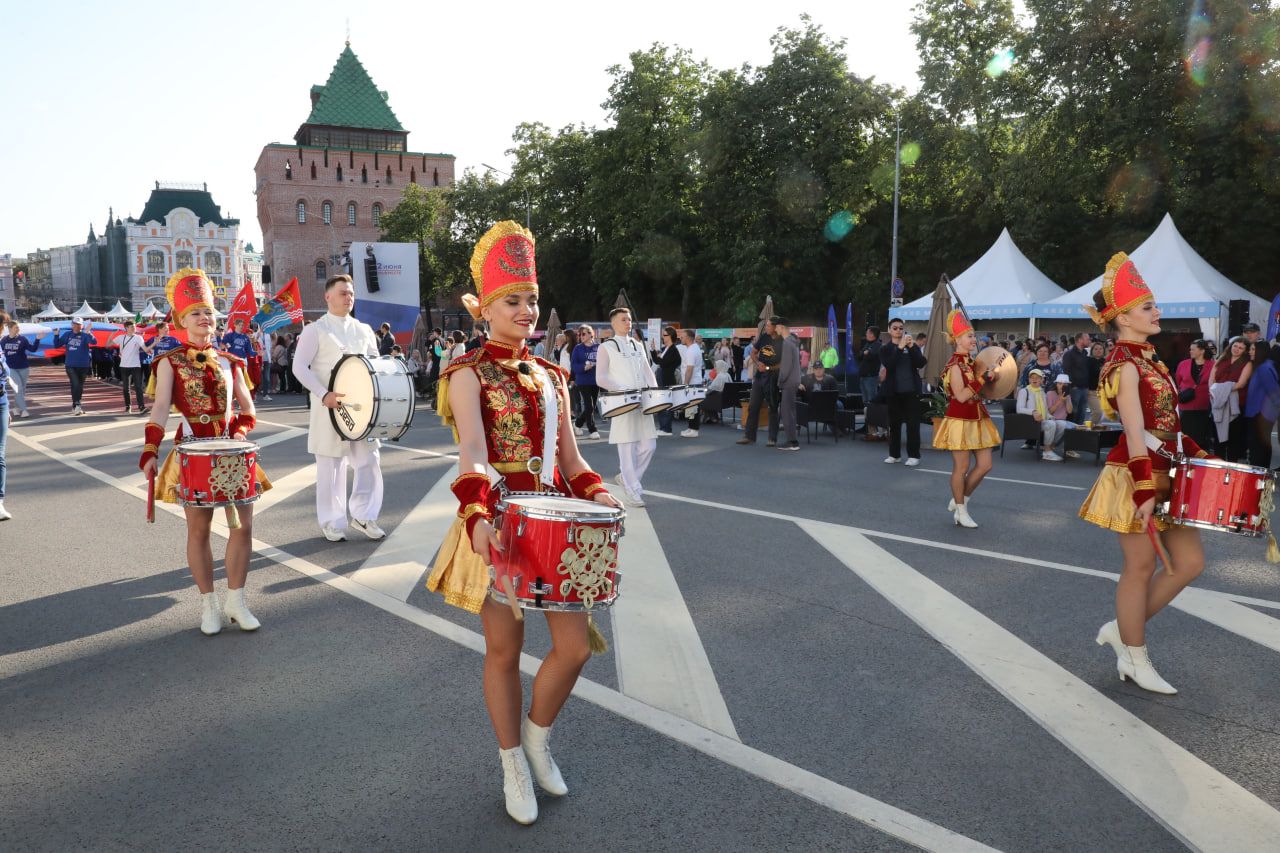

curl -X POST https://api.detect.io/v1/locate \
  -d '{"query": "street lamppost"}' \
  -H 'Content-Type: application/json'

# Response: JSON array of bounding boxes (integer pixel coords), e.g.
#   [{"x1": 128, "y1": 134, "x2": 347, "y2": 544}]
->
[{"x1": 481, "y1": 163, "x2": 531, "y2": 231}]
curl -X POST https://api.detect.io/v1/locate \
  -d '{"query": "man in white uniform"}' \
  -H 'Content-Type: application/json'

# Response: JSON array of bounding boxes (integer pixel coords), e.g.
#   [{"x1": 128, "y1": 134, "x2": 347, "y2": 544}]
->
[
  {"x1": 595, "y1": 308, "x2": 658, "y2": 506},
  {"x1": 291, "y1": 275, "x2": 386, "y2": 541}
]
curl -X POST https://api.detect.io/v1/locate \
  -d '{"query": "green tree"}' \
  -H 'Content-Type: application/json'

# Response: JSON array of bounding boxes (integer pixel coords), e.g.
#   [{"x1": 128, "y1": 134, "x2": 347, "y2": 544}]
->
[{"x1": 378, "y1": 184, "x2": 466, "y2": 316}]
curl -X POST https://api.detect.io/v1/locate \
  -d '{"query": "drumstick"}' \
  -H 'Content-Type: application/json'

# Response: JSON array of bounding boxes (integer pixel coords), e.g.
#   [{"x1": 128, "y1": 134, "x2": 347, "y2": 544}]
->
[
  {"x1": 500, "y1": 574, "x2": 524, "y2": 622},
  {"x1": 1147, "y1": 520, "x2": 1174, "y2": 576},
  {"x1": 146, "y1": 472, "x2": 155, "y2": 524},
  {"x1": 340, "y1": 402, "x2": 363, "y2": 411}
]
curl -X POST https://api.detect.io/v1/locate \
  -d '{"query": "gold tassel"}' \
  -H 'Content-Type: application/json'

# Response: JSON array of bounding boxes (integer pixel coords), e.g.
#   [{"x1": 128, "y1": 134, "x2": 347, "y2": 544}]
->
[
  {"x1": 1267, "y1": 533, "x2": 1280, "y2": 564},
  {"x1": 587, "y1": 615, "x2": 608, "y2": 655}
]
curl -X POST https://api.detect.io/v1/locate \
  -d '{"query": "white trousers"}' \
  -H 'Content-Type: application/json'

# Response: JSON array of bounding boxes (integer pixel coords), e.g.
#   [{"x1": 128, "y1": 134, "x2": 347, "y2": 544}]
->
[
  {"x1": 315, "y1": 441, "x2": 383, "y2": 528},
  {"x1": 617, "y1": 438, "x2": 656, "y2": 497}
]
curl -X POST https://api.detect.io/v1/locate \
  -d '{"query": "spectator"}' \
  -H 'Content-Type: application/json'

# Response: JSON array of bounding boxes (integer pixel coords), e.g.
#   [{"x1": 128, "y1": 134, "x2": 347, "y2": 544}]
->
[
  {"x1": 1060, "y1": 332, "x2": 1091, "y2": 424},
  {"x1": 111, "y1": 320, "x2": 149, "y2": 414},
  {"x1": 1087, "y1": 340, "x2": 1105, "y2": 420},
  {"x1": 0, "y1": 342, "x2": 12, "y2": 519},
  {"x1": 1209, "y1": 336, "x2": 1253, "y2": 461},
  {"x1": 256, "y1": 326, "x2": 274, "y2": 402},
  {"x1": 57, "y1": 318, "x2": 96, "y2": 415},
  {"x1": 272, "y1": 334, "x2": 289, "y2": 395},
  {"x1": 1243, "y1": 340, "x2": 1278, "y2": 468},
  {"x1": 800, "y1": 362, "x2": 839, "y2": 395},
  {"x1": 731, "y1": 337, "x2": 746, "y2": 381},
  {"x1": 150, "y1": 321, "x2": 182, "y2": 358},
  {"x1": 858, "y1": 326, "x2": 885, "y2": 441},
  {"x1": 653, "y1": 326, "x2": 682, "y2": 437},
  {"x1": 1047, "y1": 374, "x2": 1079, "y2": 458},
  {"x1": 736, "y1": 318, "x2": 780, "y2": 445},
  {"x1": 1017, "y1": 369, "x2": 1066, "y2": 461},
  {"x1": 1242, "y1": 322, "x2": 1261, "y2": 345},
  {"x1": 441, "y1": 330, "x2": 467, "y2": 373},
  {"x1": 715, "y1": 338, "x2": 732, "y2": 371},
  {"x1": 1020, "y1": 342, "x2": 1060, "y2": 388},
  {"x1": 376, "y1": 323, "x2": 395, "y2": 356},
  {"x1": 880, "y1": 319, "x2": 927, "y2": 465},
  {"x1": 773, "y1": 318, "x2": 801, "y2": 451},
  {"x1": 818, "y1": 339, "x2": 839, "y2": 371},
  {"x1": 465, "y1": 325, "x2": 486, "y2": 352},
  {"x1": 2, "y1": 321, "x2": 36, "y2": 417},
  {"x1": 677, "y1": 328, "x2": 704, "y2": 438},
  {"x1": 571, "y1": 325, "x2": 601, "y2": 439},
  {"x1": 798, "y1": 342, "x2": 811, "y2": 372},
  {"x1": 1174, "y1": 339, "x2": 1213, "y2": 452}
]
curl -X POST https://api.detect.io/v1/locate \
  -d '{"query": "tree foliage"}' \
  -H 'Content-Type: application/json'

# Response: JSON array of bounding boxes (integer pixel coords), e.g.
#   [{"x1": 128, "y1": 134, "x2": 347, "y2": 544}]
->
[{"x1": 395, "y1": 6, "x2": 1280, "y2": 327}]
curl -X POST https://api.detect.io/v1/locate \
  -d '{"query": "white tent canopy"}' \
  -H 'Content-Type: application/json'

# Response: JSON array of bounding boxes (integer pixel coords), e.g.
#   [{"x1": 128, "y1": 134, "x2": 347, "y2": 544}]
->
[
  {"x1": 1035, "y1": 214, "x2": 1269, "y2": 340},
  {"x1": 890, "y1": 228, "x2": 1066, "y2": 321},
  {"x1": 71, "y1": 300, "x2": 105, "y2": 320},
  {"x1": 139, "y1": 301, "x2": 164, "y2": 319},
  {"x1": 105, "y1": 300, "x2": 133, "y2": 320},
  {"x1": 33, "y1": 301, "x2": 69, "y2": 320}
]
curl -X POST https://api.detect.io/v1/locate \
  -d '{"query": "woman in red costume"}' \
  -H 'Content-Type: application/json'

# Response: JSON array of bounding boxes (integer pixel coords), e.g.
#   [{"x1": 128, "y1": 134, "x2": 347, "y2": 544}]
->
[
  {"x1": 932, "y1": 308, "x2": 1000, "y2": 528},
  {"x1": 1079, "y1": 253, "x2": 1210, "y2": 695},
  {"x1": 427, "y1": 221, "x2": 621, "y2": 825},
  {"x1": 139, "y1": 269, "x2": 270, "y2": 636}
]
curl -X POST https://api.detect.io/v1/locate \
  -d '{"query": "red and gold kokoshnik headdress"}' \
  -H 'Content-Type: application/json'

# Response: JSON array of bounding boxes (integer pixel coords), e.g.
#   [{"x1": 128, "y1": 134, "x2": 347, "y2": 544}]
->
[
  {"x1": 165, "y1": 268, "x2": 216, "y2": 325},
  {"x1": 464, "y1": 220, "x2": 538, "y2": 319},
  {"x1": 1084, "y1": 252, "x2": 1152, "y2": 329},
  {"x1": 945, "y1": 307, "x2": 974, "y2": 342}
]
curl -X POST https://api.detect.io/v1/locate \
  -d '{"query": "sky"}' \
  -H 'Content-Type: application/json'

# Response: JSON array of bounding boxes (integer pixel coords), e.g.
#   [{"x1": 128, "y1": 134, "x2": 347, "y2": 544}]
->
[{"x1": 2, "y1": 0, "x2": 932, "y2": 259}]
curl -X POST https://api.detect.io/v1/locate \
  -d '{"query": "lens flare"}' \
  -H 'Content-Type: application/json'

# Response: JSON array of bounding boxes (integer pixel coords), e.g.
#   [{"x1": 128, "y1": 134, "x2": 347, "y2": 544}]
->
[
  {"x1": 1184, "y1": 1, "x2": 1212, "y2": 87},
  {"x1": 1186, "y1": 38, "x2": 1211, "y2": 86},
  {"x1": 900, "y1": 142, "x2": 922, "y2": 166},
  {"x1": 824, "y1": 211, "x2": 857, "y2": 242},
  {"x1": 985, "y1": 48, "x2": 1015, "y2": 79}
]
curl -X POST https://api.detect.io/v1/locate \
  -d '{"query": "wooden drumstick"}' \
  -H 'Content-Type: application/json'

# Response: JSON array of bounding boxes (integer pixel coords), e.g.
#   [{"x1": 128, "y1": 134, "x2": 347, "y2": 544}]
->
[
  {"x1": 146, "y1": 472, "x2": 155, "y2": 524},
  {"x1": 1147, "y1": 520, "x2": 1174, "y2": 576},
  {"x1": 500, "y1": 574, "x2": 524, "y2": 621}
]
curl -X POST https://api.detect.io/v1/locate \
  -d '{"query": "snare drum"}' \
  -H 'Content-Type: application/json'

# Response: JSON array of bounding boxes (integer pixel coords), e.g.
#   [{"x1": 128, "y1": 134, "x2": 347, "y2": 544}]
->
[
  {"x1": 598, "y1": 389, "x2": 642, "y2": 418},
  {"x1": 177, "y1": 438, "x2": 262, "y2": 508},
  {"x1": 668, "y1": 385, "x2": 690, "y2": 408},
  {"x1": 641, "y1": 387, "x2": 673, "y2": 414},
  {"x1": 683, "y1": 384, "x2": 708, "y2": 412},
  {"x1": 328, "y1": 354, "x2": 417, "y2": 441},
  {"x1": 1159, "y1": 456, "x2": 1277, "y2": 537},
  {"x1": 489, "y1": 493, "x2": 626, "y2": 611}
]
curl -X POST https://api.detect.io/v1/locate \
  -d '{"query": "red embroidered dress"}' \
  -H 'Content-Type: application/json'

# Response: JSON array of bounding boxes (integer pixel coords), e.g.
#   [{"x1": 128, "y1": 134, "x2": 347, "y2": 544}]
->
[{"x1": 932, "y1": 353, "x2": 1000, "y2": 450}]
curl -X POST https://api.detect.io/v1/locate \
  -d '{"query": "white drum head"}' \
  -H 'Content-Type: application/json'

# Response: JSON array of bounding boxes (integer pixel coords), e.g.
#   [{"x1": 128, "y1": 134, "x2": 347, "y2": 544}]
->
[
  {"x1": 179, "y1": 438, "x2": 258, "y2": 455},
  {"x1": 330, "y1": 355, "x2": 377, "y2": 439}
]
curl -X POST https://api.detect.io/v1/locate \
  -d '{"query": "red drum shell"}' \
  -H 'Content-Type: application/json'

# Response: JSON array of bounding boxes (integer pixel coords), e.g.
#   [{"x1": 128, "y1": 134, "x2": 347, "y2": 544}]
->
[
  {"x1": 1160, "y1": 456, "x2": 1275, "y2": 537},
  {"x1": 177, "y1": 438, "x2": 262, "y2": 508},
  {"x1": 489, "y1": 493, "x2": 625, "y2": 611}
]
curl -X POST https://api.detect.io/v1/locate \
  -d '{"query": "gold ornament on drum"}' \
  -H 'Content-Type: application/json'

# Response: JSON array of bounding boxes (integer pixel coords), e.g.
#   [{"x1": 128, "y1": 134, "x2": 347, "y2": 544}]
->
[
  {"x1": 208, "y1": 454, "x2": 252, "y2": 500},
  {"x1": 558, "y1": 526, "x2": 617, "y2": 609}
]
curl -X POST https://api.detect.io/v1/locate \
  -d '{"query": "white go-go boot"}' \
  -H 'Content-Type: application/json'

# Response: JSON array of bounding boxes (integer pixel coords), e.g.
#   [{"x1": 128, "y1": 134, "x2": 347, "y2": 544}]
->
[
  {"x1": 199, "y1": 591, "x2": 223, "y2": 636},
  {"x1": 521, "y1": 717, "x2": 568, "y2": 796},
  {"x1": 223, "y1": 587, "x2": 261, "y2": 631},
  {"x1": 499, "y1": 746, "x2": 538, "y2": 825}
]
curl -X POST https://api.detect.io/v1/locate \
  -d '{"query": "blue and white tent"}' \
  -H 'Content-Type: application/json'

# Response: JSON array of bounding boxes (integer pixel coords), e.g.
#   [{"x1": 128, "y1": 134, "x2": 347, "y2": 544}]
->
[
  {"x1": 890, "y1": 228, "x2": 1065, "y2": 322},
  {"x1": 1035, "y1": 214, "x2": 1269, "y2": 339}
]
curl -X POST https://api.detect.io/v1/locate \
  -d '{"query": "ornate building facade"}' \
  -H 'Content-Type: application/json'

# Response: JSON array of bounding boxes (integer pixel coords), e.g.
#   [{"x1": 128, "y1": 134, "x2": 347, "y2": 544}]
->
[
  {"x1": 255, "y1": 43, "x2": 455, "y2": 314},
  {"x1": 126, "y1": 182, "x2": 243, "y2": 311},
  {"x1": 0, "y1": 254, "x2": 14, "y2": 314}
]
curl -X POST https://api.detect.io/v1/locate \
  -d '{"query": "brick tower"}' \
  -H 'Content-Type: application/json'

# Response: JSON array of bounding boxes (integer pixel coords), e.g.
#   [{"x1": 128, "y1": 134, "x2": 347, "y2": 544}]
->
[{"x1": 254, "y1": 43, "x2": 455, "y2": 314}]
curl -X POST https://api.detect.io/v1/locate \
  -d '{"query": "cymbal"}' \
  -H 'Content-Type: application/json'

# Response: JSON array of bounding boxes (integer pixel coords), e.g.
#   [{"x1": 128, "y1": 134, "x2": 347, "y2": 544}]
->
[{"x1": 975, "y1": 347, "x2": 1017, "y2": 399}]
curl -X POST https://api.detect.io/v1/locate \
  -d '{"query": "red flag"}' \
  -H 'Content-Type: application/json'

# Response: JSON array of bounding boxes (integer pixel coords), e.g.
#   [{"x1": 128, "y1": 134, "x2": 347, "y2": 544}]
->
[
  {"x1": 275, "y1": 277, "x2": 302, "y2": 321},
  {"x1": 227, "y1": 280, "x2": 258, "y2": 328}
]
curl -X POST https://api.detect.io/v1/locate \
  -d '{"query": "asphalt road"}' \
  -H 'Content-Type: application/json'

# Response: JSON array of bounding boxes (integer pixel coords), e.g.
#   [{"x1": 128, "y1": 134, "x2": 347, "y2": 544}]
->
[{"x1": 2, "y1": 366, "x2": 1278, "y2": 852}]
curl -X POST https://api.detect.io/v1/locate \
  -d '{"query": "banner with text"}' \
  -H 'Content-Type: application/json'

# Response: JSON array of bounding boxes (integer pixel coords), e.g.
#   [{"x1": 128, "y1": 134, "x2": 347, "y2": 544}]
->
[{"x1": 350, "y1": 241, "x2": 420, "y2": 344}]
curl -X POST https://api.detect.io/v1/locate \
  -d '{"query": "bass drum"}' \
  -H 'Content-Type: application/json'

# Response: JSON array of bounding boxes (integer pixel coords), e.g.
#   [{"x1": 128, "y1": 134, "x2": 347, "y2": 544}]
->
[{"x1": 328, "y1": 354, "x2": 417, "y2": 441}]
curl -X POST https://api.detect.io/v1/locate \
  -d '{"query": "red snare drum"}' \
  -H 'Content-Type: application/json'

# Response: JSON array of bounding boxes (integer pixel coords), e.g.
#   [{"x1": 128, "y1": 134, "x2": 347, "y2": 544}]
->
[
  {"x1": 1159, "y1": 456, "x2": 1277, "y2": 537},
  {"x1": 489, "y1": 493, "x2": 626, "y2": 611},
  {"x1": 176, "y1": 438, "x2": 263, "y2": 508}
]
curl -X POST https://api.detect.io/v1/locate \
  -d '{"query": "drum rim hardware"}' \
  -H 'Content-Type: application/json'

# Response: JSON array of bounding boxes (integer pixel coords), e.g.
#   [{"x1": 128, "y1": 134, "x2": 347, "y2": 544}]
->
[{"x1": 327, "y1": 353, "x2": 417, "y2": 442}]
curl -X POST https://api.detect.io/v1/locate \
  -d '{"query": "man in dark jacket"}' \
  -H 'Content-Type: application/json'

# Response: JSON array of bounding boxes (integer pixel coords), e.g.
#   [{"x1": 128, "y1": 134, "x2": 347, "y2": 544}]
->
[
  {"x1": 737, "y1": 317, "x2": 781, "y2": 446},
  {"x1": 879, "y1": 319, "x2": 927, "y2": 465},
  {"x1": 858, "y1": 325, "x2": 884, "y2": 440},
  {"x1": 1060, "y1": 332, "x2": 1091, "y2": 424}
]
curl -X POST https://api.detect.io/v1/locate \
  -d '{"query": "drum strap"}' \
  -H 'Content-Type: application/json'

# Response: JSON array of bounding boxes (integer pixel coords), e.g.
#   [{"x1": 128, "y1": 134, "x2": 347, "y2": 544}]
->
[
  {"x1": 532, "y1": 363, "x2": 559, "y2": 488},
  {"x1": 1143, "y1": 430, "x2": 1177, "y2": 459}
]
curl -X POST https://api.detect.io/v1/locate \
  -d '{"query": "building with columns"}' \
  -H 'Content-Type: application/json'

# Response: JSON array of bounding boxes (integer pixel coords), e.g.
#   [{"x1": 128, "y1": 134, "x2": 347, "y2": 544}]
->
[
  {"x1": 255, "y1": 42, "x2": 455, "y2": 315},
  {"x1": 126, "y1": 182, "x2": 243, "y2": 312}
]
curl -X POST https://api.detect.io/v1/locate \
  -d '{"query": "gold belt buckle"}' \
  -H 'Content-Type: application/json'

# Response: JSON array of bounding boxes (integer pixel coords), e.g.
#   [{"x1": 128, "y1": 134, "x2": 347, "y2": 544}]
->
[
  {"x1": 526, "y1": 457, "x2": 543, "y2": 476},
  {"x1": 198, "y1": 414, "x2": 212, "y2": 424}
]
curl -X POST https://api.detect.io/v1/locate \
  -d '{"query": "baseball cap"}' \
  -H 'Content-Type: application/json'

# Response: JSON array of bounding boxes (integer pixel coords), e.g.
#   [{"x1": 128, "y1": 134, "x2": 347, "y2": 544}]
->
[
  {"x1": 1243, "y1": 322, "x2": 1260, "y2": 333},
  {"x1": 1028, "y1": 368, "x2": 1045, "y2": 378}
]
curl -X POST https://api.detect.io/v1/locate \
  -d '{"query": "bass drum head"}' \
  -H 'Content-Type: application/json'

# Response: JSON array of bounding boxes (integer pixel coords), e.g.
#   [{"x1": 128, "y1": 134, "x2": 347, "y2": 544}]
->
[{"x1": 329, "y1": 355, "x2": 377, "y2": 440}]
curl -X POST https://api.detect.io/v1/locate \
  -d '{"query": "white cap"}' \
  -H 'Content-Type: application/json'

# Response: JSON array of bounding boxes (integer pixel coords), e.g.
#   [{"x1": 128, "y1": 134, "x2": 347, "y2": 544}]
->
[{"x1": 1054, "y1": 373, "x2": 1070, "y2": 384}]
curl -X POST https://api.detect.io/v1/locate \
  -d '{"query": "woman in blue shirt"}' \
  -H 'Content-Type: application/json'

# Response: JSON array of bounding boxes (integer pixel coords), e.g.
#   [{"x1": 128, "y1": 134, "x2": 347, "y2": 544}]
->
[
  {"x1": 570, "y1": 325, "x2": 600, "y2": 439},
  {"x1": 1244, "y1": 340, "x2": 1279, "y2": 469},
  {"x1": 2, "y1": 321, "x2": 37, "y2": 417},
  {"x1": 56, "y1": 318, "x2": 96, "y2": 415}
]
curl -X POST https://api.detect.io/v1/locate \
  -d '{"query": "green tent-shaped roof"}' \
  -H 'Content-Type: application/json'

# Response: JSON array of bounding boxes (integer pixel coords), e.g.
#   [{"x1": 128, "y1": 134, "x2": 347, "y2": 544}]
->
[{"x1": 304, "y1": 45, "x2": 404, "y2": 132}]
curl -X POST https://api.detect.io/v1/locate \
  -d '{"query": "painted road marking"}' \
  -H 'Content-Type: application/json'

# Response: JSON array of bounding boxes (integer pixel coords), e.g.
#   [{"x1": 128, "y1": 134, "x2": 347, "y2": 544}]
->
[
  {"x1": 800, "y1": 520, "x2": 1280, "y2": 851},
  {"x1": 606, "y1": 484, "x2": 740, "y2": 741},
  {"x1": 348, "y1": 463, "x2": 458, "y2": 601},
  {"x1": 914, "y1": 467, "x2": 1086, "y2": 491}
]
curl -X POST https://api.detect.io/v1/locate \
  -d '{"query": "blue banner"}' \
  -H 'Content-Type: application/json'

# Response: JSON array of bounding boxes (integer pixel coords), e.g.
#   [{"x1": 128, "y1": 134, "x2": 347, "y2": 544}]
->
[
  {"x1": 845, "y1": 302, "x2": 854, "y2": 367},
  {"x1": 1268, "y1": 293, "x2": 1280, "y2": 342},
  {"x1": 826, "y1": 304, "x2": 837, "y2": 360}
]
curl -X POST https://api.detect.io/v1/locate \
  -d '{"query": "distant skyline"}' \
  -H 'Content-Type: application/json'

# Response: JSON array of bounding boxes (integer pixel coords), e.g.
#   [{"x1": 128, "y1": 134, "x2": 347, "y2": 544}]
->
[{"x1": 5, "y1": 1, "x2": 936, "y2": 261}]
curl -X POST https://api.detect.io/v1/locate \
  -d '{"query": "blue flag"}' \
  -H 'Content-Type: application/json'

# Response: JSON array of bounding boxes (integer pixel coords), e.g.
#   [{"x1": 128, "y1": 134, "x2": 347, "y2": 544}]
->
[
  {"x1": 845, "y1": 302, "x2": 854, "y2": 367},
  {"x1": 1268, "y1": 293, "x2": 1280, "y2": 342},
  {"x1": 827, "y1": 304, "x2": 837, "y2": 365}
]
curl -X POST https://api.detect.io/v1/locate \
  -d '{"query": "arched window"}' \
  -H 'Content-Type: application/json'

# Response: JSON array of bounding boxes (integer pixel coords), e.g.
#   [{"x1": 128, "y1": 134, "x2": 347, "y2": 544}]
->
[
  {"x1": 322, "y1": 201, "x2": 332, "y2": 224},
  {"x1": 146, "y1": 250, "x2": 166, "y2": 289},
  {"x1": 315, "y1": 260, "x2": 327, "y2": 282},
  {"x1": 310, "y1": 162, "x2": 317, "y2": 180},
  {"x1": 203, "y1": 252, "x2": 222, "y2": 275},
  {"x1": 337, "y1": 165, "x2": 343, "y2": 182},
  {"x1": 410, "y1": 167, "x2": 417, "y2": 183},
  {"x1": 385, "y1": 165, "x2": 392, "y2": 183},
  {"x1": 175, "y1": 250, "x2": 193, "y2": 269},
  {"x1": 361, "y1": 165, "x2": 368, "y2": 184},
  {"x1": 433, "y1": 167, "x2": 439, "y2": 186},
  {"x1": 372, "y1": 203, "x2": 382, "y2": 226},
  {"x1": 296, "y1": 201, "x2": 306, "y2": 223},
  {"x1": 285, "y1": 161, "x2": 292, "y2": 180},
  {"x1": 347, "y1": 202, "x2": 356, "y2": 225}
]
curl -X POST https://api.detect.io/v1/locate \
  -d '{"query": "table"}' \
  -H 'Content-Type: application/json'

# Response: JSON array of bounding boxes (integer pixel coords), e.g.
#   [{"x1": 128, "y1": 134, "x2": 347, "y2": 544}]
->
[{"x1": 1064, "y1": 426, "x2": 1123, "y2": 464}]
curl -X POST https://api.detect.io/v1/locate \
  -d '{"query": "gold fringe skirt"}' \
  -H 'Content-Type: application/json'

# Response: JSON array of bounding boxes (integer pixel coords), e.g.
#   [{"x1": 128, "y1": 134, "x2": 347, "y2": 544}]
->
[
  {"x1": 932, "y1": 416, "x2": 1000, "y2": 451},
  {"x1": 426, "y1": 517, "x2": 491, "y2": 614},
  {"x1": 1079, "y1": 463, "x2": 1170, "y2": 534},
  {"x1": 154, "y1": 448, "x2": 273, "y2": 505}
]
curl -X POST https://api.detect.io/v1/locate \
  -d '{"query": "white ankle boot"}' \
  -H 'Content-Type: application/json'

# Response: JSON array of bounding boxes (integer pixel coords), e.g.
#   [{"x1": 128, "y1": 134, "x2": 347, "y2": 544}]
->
[
  {"x1": 1118, "y1": 644, "x2": 1177, "y2": 694},
  {"x1": 954, "y1": 502, "x2": 978, "y2": 528},
  {"x1": 947, "y1": 498, "x2": 956, "y2": 512},
  {"x1": 199, "y1": 592, "x2": 223, "y2": 636},
  {"x1": 224, "y1": 587, "x2": 261, "y2": 631},
  {"x1": 1094, "y1": 620, "x2": 1123, "y2": 662},
  {"x1": 521, "y1": 717, "x2": 568, "y2": 796},
  {"x1": 499, "y1": 746, "x2": 538, "y2": 824}
]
